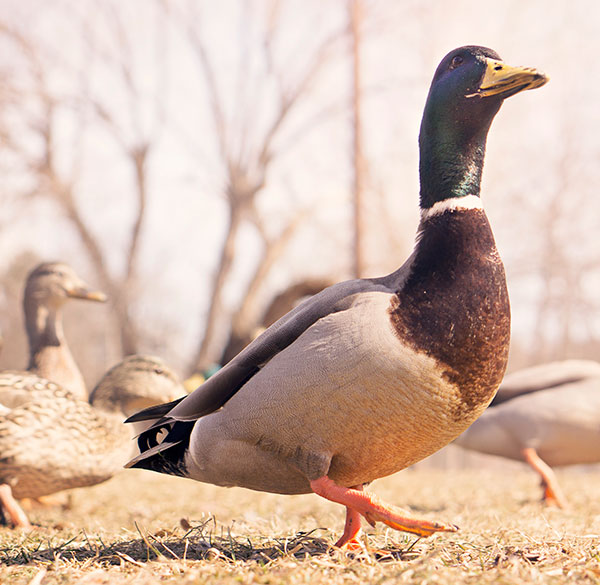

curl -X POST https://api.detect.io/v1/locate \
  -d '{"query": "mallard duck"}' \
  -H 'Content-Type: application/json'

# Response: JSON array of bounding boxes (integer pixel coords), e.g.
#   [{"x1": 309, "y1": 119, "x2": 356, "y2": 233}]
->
[
  {"x1": 455, "y1": 360, "x2": 600, "y2": 508},
  {"x1": 126, "y1": 46, "x2": 548, "y2": 547},
  {"x1": 0, "y1": 262, "x2": 106, "y2": 401},
  {"x1": 0, "y1": 355, "x2": 184, "y2": 528}
]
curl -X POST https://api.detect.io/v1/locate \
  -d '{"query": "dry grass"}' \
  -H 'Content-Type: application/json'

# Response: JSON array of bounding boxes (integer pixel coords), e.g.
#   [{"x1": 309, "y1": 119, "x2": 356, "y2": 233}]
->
[{"x1": 2, "y1": 467, "x2": 600, "y2": 584}]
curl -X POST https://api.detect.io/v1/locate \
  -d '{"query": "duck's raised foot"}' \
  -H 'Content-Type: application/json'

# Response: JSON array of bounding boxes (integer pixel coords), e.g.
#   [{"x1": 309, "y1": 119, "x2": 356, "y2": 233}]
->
[{"x1": 310, "y1": 475, "x2": 458, "y2": 547}]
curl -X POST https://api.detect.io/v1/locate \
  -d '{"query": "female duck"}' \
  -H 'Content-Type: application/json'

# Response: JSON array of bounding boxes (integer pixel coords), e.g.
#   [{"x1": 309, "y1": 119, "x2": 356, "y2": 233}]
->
[
  {"x1": 0, "y1": 355, "x2": 184, "y2": 527},
  {"x1": 0, "y1": 262, "x2": 106, "y2": 401}
]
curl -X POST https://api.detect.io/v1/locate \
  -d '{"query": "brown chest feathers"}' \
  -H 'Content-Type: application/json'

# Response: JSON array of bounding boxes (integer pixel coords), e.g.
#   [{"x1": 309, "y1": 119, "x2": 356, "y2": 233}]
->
[{"x1": 389, "y1": 208, "x2": 511, "y2": 419}]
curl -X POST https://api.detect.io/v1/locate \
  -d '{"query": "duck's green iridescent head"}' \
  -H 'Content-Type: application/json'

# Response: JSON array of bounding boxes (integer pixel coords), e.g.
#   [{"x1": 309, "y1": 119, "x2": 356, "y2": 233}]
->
[{"x1": 419, "y1": 46, "x2": 548, "y2": 209}]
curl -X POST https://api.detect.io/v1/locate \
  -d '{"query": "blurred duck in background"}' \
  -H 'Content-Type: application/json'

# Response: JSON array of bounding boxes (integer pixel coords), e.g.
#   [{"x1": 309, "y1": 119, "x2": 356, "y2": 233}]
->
[
  {"x1": 0, "y1": 355, "x2": 185, "y2": 528},
  {"x1": 455, "y1": 360, "x2": 600, "y2": 508},
  {"x1": 0, "y1": 262, "x2": 106, "y2": 402}
]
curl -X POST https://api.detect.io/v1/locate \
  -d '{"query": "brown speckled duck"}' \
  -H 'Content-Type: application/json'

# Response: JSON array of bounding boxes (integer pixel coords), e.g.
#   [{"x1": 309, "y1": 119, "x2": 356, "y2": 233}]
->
[
  {"x1": 126, "y1": 46, "x2": 548, "y2": 547},
  {"x1": 0, "y1": 262, "x2": 106, "y2": 401},
  {"x1": 0, "y1": 355, "x2": 184, "y2": 528},
  {"x1": 455, "y1": 359, "x2": 600, "y2": 508}
]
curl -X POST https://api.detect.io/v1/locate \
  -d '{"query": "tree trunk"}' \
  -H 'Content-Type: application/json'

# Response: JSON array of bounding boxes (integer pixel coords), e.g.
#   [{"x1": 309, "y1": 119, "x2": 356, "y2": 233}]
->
[
  {"x1": 191, "y1": 207, "x2": 244, "y2": 372},
  {"x1": 350, "y1": 0, "x2": 366, "y2": 278}
]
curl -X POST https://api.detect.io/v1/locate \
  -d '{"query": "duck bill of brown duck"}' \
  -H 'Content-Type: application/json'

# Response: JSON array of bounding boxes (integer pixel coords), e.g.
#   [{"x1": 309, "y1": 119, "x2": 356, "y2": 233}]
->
[
  {"x1": 67, "y1": 287, "x2": 107, "y2": 302},
  {"x1": 469, "y1": 58, "x2": 549, "y2": 99}
]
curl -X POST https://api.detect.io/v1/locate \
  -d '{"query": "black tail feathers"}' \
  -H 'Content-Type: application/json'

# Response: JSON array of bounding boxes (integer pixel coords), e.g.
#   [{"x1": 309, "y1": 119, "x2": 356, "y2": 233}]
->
[{"x1": 127, "y1": 419, "x2": 196, "y2": 478}]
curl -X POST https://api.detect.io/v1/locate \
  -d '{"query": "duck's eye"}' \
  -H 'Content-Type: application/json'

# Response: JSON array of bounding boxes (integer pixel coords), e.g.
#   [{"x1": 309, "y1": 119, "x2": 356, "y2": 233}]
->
[{"x1": 449, "y1": 55, "x2": 464, "y2": 69}]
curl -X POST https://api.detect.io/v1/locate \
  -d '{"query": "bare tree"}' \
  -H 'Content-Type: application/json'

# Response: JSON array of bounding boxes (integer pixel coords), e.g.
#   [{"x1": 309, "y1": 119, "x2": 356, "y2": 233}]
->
[
  {"x1": 77, "y1": 4, "x2": 168, "y2": 355},
  {"x1": 0, "y1": 2, "x2": 353, "y2": 374},
  {"x1": 0, "y1": 4, "x2": 168, "y2": 358},
  {"x1": 503, "y1": 114, "x2": 600, "y2": 364},
  {"x1": 529, "y1": 148, "x2": 598, "y2": 362},
  {"x1": 162, "y1": 2, "x2": 348, "y2": 373}
]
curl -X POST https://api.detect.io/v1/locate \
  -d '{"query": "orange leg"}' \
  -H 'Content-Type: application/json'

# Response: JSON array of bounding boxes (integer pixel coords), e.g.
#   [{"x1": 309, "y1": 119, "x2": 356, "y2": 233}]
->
[
  {"x1": 0, "y1": 484, "x2": 31, "y2": 528},
  {"x1": 335, "y1": 485, "x2": 364, "y2": 548},
  {"x1": 522, "y1": 447, "x2": 568, "y2": 509},
  {"x1": 311, "y1": 476, "x2": 458, "y2": 543}
]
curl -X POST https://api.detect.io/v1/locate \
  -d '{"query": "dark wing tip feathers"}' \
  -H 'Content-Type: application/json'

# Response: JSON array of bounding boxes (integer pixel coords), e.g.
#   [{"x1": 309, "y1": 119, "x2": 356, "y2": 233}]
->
[
  {"x1": 489, "y1": 374, "x2": 590, "y2": 408},
  {"x1": 124, "y1": 396, "x2": 186, "y2": 423}
]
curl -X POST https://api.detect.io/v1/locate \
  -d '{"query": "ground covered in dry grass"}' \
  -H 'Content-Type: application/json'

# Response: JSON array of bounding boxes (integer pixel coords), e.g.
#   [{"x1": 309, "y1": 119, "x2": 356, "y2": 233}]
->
[{"x1": 2, "y1": 466, "x2": 600, "y2": 584}]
